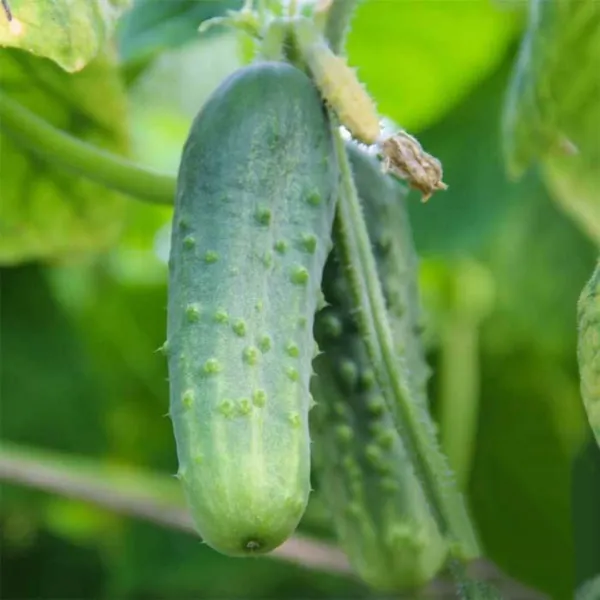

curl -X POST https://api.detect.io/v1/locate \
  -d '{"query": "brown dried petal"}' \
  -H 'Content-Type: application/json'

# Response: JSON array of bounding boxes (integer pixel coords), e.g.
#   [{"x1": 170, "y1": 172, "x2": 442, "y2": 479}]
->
[{"x1": 380, "y1": 131, "x2": 448, "y2": 202}]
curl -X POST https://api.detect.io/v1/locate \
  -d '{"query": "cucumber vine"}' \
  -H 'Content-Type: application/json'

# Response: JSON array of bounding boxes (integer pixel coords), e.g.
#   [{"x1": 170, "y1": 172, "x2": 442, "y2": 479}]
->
[
  {"x1": 0, "y1": 92, "x2": 176, "y2": 205},
  {"x1": 0, "y1": 1, "x2": 506, "y2": 597}
]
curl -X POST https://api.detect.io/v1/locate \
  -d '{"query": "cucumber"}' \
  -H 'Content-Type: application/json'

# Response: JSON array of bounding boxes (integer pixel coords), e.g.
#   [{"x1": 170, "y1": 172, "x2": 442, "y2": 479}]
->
[
  {"x1": 310, "y1": 141, "x2": 447, "y2": 590},
  {"x1": 292, "y1": 17, "x2": 381, "y2": 146},
  {"x1": 578, "y1": 259, "x2": 600, "y2": 447},
  {"x1": 166, "y1": 61, "x2": 338, "y2": 557}
]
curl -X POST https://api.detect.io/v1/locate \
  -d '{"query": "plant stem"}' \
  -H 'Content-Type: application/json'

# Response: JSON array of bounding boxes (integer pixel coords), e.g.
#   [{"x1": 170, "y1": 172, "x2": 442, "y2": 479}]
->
[
  {"x1": 439, "y1": 317, "x2": 481, "y2": 491},
  {"x1": 323, "y1": 0, "x2": 361, "y2": 53},
  {"x1": 0, "y1": 442, "x2": 545, "y2": 598},
  {"x1": 0, "y1": 92, "x2": 176, "y2": 206},
  {"x1": 330, "y1": 125, "x2": 481, "y2": 562},
  {"x1": 0, "y1": 442, "x2": 350, "y2": 575}
]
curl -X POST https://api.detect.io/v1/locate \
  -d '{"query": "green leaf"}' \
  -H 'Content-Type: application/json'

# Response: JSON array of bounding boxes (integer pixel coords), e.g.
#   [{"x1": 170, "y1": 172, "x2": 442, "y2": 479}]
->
[
  {"x1": 0, "y1": 49, "x2": 130, "y2": 265},
  {"x1": 405, "y1": 59, "x2": 520, "y2": 256},
  {"x1": 0, "y1": 265, "x2": 107, "y2": 455},
  {"x1": 472, "y1": 349, "x2": 584, "y2": 599},
  {"x1": 573, "y1": 439, "x2": 600, "y2": 592},
  {"x1": 0, "y1": 525, "x2": 107, "y2": 600},
  {"x1": 58, "y1": 269, "x2": 175, "y2": 468},
  {"x1": 116, "y1": 0, "x2": 242, "y2": 64},
  {"x1": 482, "y1": 177, "x2": 597, "y2": 356},
  {"x1": 543, "y1": 157, "x2": 600, "y2": 248},
  {"x1": 0, "y1": 0, "x2": 131, "y2": 72},
  {"x1": 468, "y1": 183, "x2": 596, "y2": 599},
  {"x1": 414, "y1": 87, "x2": 595, "y2": 594},
  {"x1": 503, "y1": 0, "x2": 600, "y2": 174},
  {"x1": 107, "y1": 521, "x2": 361, "y2": 600},
  {"x1": 502, "y1": 0, "x2": 600, "y2": 245},
  {"x1": 346, "y1": 0, "x2": 523, "y2": 132}
]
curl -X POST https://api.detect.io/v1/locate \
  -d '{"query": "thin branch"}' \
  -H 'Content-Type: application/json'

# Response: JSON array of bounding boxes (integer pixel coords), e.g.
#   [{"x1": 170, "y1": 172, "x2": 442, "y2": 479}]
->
[
  {"x1": 0, "y1": 91, "x2": 176, "y2": 206},
  {"x1": 0, "y1": 444, "x2": 547, "y2": 599},
  {"x1": 0, "y1": 445, "x2": 350, "y2": 575}
]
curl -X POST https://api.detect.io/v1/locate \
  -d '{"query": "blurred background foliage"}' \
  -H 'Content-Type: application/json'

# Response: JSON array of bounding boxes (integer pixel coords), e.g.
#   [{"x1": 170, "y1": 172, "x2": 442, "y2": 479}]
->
[{"x1": 1, "y1": 1, "x2": 599, "y2": 599}]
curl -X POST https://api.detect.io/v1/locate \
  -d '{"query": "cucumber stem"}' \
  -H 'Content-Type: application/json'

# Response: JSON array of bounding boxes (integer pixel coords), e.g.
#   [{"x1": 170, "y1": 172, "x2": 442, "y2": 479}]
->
[
  {"x1": 330, "y1": 123, "x2": 481, "y2": 564},
  {"x1": 0, "y1": 91, "x2": 176, "y2": 206},
  {"x1": 0, "y1": 441, "x2": 352, "y2": 575},
  {"x1": 258, "y1": 17, "x2": 290, "y2": 61},
  {"x1": 322, "y1": 0, "x2": 362, "y2": 53},
  {"x1": 439, "y1": 317, "x2": 481, "y2": 491}
]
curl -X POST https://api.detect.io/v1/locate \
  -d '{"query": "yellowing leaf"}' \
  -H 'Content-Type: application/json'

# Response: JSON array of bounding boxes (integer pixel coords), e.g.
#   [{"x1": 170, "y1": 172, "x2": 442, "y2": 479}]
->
[
  {"x1": 0, "y1": 0, "x2": 131, "y2": 72},
  {"x1": 0, "y1": 49, "x2": 129, "y2": 265}
]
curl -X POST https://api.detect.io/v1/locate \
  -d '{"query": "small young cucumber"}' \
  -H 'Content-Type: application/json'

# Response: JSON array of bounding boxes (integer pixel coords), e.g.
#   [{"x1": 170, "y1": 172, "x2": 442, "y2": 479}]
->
[
  {"x1": 311, "y1": 142, "x2": 447, "y2": 591},
  {"x1": 578, "y1": 259, "x2": 600, "y2": 447},
  {"x1": 292, "y1": 17, "x2": 380, "y2": 145},
  {"x1": 166, "y1": 61, "x2": 338, "y2": 557}
]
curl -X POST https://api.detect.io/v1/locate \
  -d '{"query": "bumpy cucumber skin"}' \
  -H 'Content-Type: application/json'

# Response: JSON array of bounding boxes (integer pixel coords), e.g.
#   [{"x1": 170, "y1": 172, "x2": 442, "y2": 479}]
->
[
  {"x1": 578, "y1": 260, "x2": 600, "y2": 447},
  {"x1": 167, "y1": 61, "x2": 338, "y2": 557},
  {"x1": 311, "y1": 142, "x2": 447, "y2": 591}
]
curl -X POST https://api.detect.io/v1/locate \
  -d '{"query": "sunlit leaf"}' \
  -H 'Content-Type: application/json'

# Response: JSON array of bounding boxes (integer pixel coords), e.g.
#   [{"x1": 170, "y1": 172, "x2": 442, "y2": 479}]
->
[
  {"x1": 0, "y1": 0, "x2": 131, "y2": 72},
  {"x1": 347, "y1": 0, "x2": 523, "y2": 132},
  {"x1": 0, "y1": 49, "x2": 130, "y2": 265}
]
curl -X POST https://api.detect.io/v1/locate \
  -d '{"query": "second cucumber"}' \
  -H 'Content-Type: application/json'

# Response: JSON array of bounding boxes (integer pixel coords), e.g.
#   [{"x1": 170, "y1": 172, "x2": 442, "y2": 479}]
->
[{"x1": 311, "y1": 142, "x2": 448, "y2": 590}]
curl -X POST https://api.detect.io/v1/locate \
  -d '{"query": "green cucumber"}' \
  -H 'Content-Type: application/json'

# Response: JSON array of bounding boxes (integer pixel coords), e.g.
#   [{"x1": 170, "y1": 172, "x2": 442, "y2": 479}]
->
[
  {"x1": 310, "y1": 141, "x2": 447, "y2": 591},
  {"x1": 166, "y1": 61, "x2": 338, "y2": 557},
  {"x1": 578, "y1": 259, "x2": 600, "y2": 447}
]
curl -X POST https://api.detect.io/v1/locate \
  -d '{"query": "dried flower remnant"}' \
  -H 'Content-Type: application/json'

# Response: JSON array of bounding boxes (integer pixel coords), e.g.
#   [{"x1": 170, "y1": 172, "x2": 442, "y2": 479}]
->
[{"x1": 380, "y1": 131, "x2": 448, "y2": 202}]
